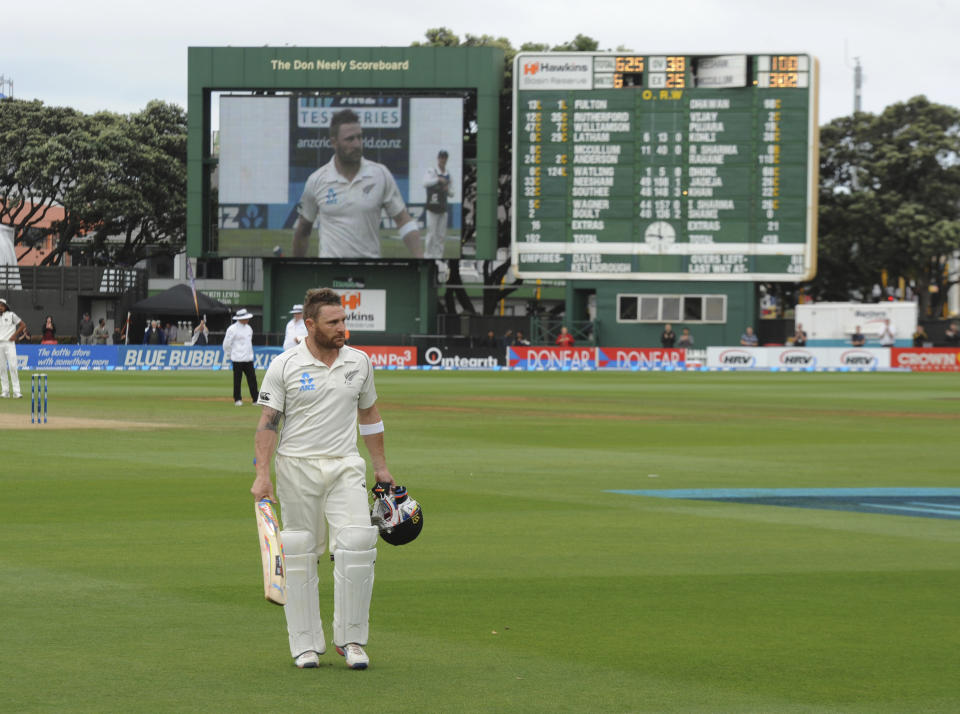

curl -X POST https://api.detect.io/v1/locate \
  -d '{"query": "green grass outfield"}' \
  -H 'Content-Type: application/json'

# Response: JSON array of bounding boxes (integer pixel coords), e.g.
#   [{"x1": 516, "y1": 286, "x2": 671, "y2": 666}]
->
[{"x1": 1, "y1": 371, "x2": 958, "y2": 713}]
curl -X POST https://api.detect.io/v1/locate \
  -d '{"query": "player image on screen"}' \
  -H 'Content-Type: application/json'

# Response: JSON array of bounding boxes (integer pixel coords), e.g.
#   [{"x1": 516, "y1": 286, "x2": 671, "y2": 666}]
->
[
  {"x1": 215, "y1": 93, "x2": 464, "y2": 259},
  {"x1": 422, "y1": 149, "x2": 453, "y2": 259},
  {"x1": 293, "y1": 109, "x2": 423, "y2": 259}
]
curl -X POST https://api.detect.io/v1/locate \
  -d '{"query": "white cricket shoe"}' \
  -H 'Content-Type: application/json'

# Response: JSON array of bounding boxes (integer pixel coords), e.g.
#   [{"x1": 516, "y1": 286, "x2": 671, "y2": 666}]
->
[
  {"x1": 294, "y1": 651, "x2": 320, "y2": 669},
  {"x1": 234, "y1": 400, "x2": 243, "y2": 406},
  {"x1": 336, "y1": 643, "x2": 369, "y2": 670}
]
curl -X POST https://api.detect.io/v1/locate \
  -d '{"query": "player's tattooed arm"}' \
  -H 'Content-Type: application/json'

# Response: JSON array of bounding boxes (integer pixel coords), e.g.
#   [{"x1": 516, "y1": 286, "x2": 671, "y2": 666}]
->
[
  {"x1": 252, "y1": 407, "x2": 282, "y2": 501},
  {"x1": 257, "y1": 407, "x2": 283, "y2": 433}
]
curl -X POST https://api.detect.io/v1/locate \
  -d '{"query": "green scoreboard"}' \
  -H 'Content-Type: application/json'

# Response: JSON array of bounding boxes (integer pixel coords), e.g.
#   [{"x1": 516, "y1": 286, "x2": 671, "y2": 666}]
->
[{"x1": 511, "y1": 53, "x2": 819, "y2": 281}]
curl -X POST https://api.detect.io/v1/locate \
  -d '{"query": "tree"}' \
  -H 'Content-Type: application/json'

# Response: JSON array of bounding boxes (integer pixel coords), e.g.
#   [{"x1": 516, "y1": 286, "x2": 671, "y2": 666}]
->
[
  {"x1": 83, "y1": 101, "x2": 187, "y2": 266},
  {"x1": 812, "y1": 97, "x2": 960, "y2": 316},
  {"x1": 413, "y1": 29, "x2": 606, "y2": 316},
  {"x1": 0, "y1": 100, "x2": 85, "y2": 254},
  {"x1": 809, "y1": 112, "x2": 887, "y2": 301},
  {"x1": 0, "y1": 98, "x2": 186, "y2": 266}
]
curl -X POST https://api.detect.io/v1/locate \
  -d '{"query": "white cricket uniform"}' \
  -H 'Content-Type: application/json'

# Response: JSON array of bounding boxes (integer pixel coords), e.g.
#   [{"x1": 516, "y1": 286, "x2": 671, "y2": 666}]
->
[
  {"x1": 0, "y1": 308, "x2": 23, "y2": 397},
  {"x1": 423, "y1": 165, "x2": 453, "y2": 259},
  {"x1": 282, "y1": 317, "x2": 308, "y2": 351},
  {"x1": 222, "y1": 322, "x2": 254, "y2": 362},
  {"x1": 257, "y1": 342, "x2": 377, "y2": 554},
  {"x1": 299, "y1": 157, "x2": 407, "y2": 259}
]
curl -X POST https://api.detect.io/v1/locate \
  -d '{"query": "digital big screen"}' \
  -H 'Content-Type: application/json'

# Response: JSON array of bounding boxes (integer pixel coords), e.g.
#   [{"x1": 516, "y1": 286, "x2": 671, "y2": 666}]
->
[{"x1": 216, "y1": 93, "x2": 464, "y2": 259}]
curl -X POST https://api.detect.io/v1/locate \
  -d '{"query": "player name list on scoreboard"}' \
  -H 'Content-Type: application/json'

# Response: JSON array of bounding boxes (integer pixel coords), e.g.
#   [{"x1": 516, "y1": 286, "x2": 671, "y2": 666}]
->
[{"x1": 511, "y1": 53, "x2": 818, "y2": 281}]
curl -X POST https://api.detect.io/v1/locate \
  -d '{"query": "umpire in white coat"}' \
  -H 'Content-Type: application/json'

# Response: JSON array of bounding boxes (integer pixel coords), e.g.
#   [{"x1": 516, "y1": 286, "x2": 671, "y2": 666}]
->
[
  {"x1": 222, "y1": 308, "x2": 258, "y2": 405},
  {"x1": 251, "y1": 287, "x2": 395, "y2": 671},
  {"x1": 282, "y1": 304, "x2": 308, "y2": 351}
]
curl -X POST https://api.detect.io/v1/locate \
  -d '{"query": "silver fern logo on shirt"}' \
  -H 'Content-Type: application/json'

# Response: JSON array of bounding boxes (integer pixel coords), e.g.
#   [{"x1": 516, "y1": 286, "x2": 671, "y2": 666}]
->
[{"x1": 344, "y1": 368, "x2": 360, "y2": 383}]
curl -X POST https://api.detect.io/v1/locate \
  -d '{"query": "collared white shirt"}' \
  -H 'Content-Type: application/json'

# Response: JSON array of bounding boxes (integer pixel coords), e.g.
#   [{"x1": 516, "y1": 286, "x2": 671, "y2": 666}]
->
[
  {"x1": 423, "y1": 164, "x2": 451, "y2": 189},
  {"x1": 257, "y1": 343, "x2": 377, "y2": 458},
  {"x1": 0, "y1": 309, "x2": 21, "y2": 341},
  {"x1": 423, "y1": 164, "x2": 453, "y2": 215},
  {"x1": 283, "y1": 317, "x2": 308, "y2": 351},
  {"x1": 222, "y1": 322, "x2": 254, "y2": 362},
  {"x1": 298, "y1": 157, "x2": 406, "y2": 258}
]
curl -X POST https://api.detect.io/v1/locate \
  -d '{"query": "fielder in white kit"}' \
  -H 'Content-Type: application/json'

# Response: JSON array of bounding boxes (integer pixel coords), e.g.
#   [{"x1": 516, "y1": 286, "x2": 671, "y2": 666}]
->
[
  {"x1": 251, "y1": 287, "x2": 394, "y2": 670},
  {"x1": 0, "y1": 298, "x2": 27, "y2": 399}
]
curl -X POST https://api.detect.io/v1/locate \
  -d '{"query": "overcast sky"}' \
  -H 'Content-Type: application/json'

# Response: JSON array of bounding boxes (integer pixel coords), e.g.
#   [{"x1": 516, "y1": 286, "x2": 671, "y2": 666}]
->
[{"x1": 4, "y1": 0, "x2": 957, "y2": 124}]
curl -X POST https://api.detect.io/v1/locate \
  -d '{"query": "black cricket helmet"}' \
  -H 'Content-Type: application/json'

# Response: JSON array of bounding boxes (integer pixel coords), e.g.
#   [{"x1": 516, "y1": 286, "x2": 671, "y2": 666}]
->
[{"x1": 371, "y1": 483, "x2": 423, "y2": 546}]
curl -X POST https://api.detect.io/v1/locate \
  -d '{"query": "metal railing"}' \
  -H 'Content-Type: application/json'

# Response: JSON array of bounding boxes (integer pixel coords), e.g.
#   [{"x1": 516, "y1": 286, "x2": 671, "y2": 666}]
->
[{"x1": 0, "y1": 265, "x2": 146, "y2": 296}]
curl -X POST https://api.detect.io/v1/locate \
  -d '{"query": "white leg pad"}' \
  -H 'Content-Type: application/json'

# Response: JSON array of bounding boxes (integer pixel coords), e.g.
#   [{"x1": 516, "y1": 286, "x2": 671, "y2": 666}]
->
[
  {"x1": 333, "y1": 525, "x2": 378, "y2": 647},
  {"x1": 281, "y1": 530, "x2": 326, "y2": 657}
]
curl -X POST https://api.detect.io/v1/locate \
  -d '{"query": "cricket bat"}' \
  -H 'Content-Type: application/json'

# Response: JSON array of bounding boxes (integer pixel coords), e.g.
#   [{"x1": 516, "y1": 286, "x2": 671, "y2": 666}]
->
[{"x1": 255, "y1": 498, "x2": 286, "y2": 605}]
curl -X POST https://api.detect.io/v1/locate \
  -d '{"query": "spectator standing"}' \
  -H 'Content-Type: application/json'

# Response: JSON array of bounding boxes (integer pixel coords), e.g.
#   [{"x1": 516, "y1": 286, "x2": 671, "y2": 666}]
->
[
  {"x1": 792, "y1": 324, "x2": 807, "y2": 346},
  {"x1": 190, "y1": 319, "x2": 209, "y2": 346},
  {"x1": 143, "y1": 320, "x2": 166, "y2": 345},
  {"x1": 40, "y1": 316, "x2": 57, "y2": 345},
  {"x1": 660, "y1": 323, "x2": 676, "y2": 348},
  {"x1": 93, "y1": 318, "x2": 110, "y2": 344},
  {"x1": 78, "y1": 312, "x2": 94, "y2": 345},
  {"x1": 555, "y1": 326, "x2": 575, "y2": 347},
  {"x1": 481, "y1": 330, "x2": 498, "y2": 349},
  {"x1": 879, "y1": 319, "x2": 896, "y2": 347},
  {"x1": 740, "y1": 326, "x2": 759, "y2": 347},
  {"x1": 912, "y1": 325, "x2": 929, "y2": 347},
  {"x1": 943, "y1": 321, "x2": 960, "y2": 346},
  {"x1": 677, "y1": 328, "x2": 694, "y2": 348},
  {"x1": 223, "y1": 308, "x2": 258, "y2": 406},
  {"x1": 164, "y1": 322, "x2": 178, "y2": 345},
  {"x1": 851, "y1": 326, "x2": 866, "y2": 347},
  {"x1": 513, "y1": 331, "x2": 530, "y2": 346}
]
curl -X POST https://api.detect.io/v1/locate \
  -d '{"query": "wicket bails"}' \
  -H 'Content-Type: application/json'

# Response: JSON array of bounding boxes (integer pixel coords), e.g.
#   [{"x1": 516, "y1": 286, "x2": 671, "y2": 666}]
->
[{"x1": 31, "y1": 373, "x2": 48, "y2": 424}]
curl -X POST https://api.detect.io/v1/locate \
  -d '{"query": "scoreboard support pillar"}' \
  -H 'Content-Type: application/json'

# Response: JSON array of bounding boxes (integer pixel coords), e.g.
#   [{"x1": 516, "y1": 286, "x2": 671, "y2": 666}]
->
[{"x1": 568, "y1": 279, "x2": 757, "y2": 348}]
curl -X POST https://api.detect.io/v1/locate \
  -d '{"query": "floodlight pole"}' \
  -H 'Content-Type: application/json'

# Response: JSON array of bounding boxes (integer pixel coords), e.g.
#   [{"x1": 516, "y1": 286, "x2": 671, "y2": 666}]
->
[{"x1": 853, "y1": 58, "x2": 862, "y2": 114}]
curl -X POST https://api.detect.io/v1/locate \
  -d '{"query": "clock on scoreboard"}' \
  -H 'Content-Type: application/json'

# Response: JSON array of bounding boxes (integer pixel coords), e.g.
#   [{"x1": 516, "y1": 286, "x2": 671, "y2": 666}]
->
[{"x1": 511, "y1": 52, "x2": 819, "y2": 281}]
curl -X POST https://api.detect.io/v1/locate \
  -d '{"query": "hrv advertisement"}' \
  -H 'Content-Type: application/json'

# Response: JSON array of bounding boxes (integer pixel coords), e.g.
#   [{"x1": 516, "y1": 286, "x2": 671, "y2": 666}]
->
[{"x1": 706, "y1": 347, "x2": 892, "y2": 370}]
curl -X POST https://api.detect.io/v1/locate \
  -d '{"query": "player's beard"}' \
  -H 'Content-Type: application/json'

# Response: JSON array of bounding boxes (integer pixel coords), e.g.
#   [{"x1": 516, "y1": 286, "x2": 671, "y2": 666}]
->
[
  {"x1": 336, "y1": 145, "x2": 362, "y2": 169},
  {"x1": 312, "y1": 330, "x2": 345, "y2": 351}
]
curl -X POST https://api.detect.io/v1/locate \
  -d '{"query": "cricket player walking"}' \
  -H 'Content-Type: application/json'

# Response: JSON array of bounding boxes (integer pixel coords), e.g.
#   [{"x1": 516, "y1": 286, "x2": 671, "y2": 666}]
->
[
  {"x1": 0, "y1": 298, "x2": 26, "y2": 399},
  {"x1": 251, "y1": 287, "x2": 395, "y2": 670}
]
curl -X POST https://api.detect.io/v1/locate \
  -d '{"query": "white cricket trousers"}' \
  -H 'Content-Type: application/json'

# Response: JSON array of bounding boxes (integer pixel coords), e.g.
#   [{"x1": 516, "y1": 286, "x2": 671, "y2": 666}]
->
[
  {"x1": 275, "y1": 453, "x2": 371, "y2": 555},
  {"x1": 0, "y1": 341, "x2": 21, "y2": 397},
  {"x1": 424, "y1": 211, "x2": 447, "y2": 259}
]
